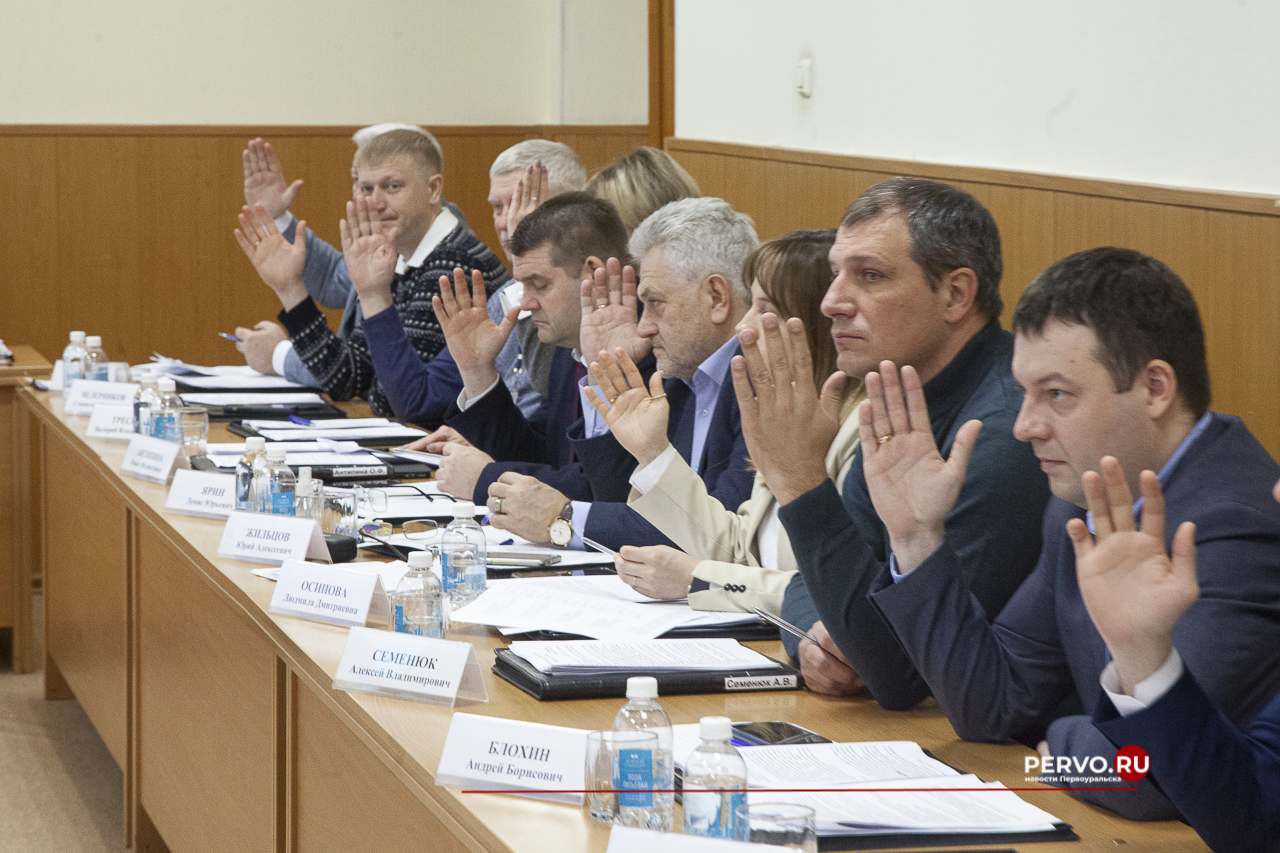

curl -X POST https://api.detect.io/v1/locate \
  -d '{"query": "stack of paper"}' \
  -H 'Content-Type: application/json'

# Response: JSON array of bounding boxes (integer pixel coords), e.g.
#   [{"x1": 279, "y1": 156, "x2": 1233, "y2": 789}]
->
[
  {"x1": 666, "y1": 735, "x2": 1063, "y2": 838},
  {"x1": 507, "y1": 638, "x2": 781, "y2": 675},
  {"x1": 180, "y1": 392, "x2": 327, "y2": 407},
  {"x1": 205, "y1": 441, "x2": 380, "y2": 468},
  {"x1": 450, "y1": 575, "x2": 759, "y2": 641}
]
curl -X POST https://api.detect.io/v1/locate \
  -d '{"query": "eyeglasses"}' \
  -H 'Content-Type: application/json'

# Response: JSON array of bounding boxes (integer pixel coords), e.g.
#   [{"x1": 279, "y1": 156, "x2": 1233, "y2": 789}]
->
[{"x1": 355, "y1": 483, "x2": 446, "y2": 516}]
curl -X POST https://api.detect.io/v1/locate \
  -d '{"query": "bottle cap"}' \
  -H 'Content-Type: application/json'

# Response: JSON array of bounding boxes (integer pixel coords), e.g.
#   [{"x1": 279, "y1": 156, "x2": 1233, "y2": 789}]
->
[
  {"x1": 451, "y1": 501, "x2": 477, "y2": 519},
  {"x1": 70, "y1": 331, "x2": 85, "y2": 343},
  {"x1": 626, "y1": 676, "x2": 658, "y2": 700},
  {"x1": 265, "y1": 445, "x2": 287, "y2": 461},
  {"x1": 157, "y1": 377, "x2": 176, "y2": 392},
  {"x1": 140, "y1": 372, "x2": 158, "y2": 386},
  {"x1": 296, "y1": 467, "x2": 313, "y2": 496},
  {"x1": 408, "y1": 551, "x2": 434, "y2": 569},
  {"x1": 246, "y1": 437, "x2": 266, "y2": 451},
  {"x1": 85, "y1": 335, "x2": 102, "y2": 347},
  {"x1": 699, "y1": 716, "x2": 732, "y2": 741}
]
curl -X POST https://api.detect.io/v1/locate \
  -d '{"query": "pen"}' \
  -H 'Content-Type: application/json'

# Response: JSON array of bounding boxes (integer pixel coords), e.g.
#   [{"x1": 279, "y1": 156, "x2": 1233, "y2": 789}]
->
[
  {"x1": 218, "y1": 332, "x2": 242, "y2": 342},
  {"x1": 752, "y1": 607, "x2": 854, "y2": 668},
  {"x1": 288, "y1": 415, "x2": 312, "y2": 426},
  {"x1": 581, "y1": 537, "x2": 618, "y2": 557}
]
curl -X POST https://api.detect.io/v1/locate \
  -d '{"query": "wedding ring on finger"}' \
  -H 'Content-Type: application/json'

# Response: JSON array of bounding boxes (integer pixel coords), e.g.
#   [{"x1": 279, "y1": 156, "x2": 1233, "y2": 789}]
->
[
  {"x1": 490, "y1": 496, "x2": 503, "y2": 514},
  {"x1": 877, "y1": 434, "x2": 892, "y2": 445}
]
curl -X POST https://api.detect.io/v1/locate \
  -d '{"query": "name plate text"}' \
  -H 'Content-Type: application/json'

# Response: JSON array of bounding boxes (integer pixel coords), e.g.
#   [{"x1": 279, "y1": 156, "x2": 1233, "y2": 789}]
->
[
  {"x1": 121, "y1": 434, "x2": 188, "y2": 485},
  {"x1": 87, "y1": 404, "x2": 137, "y2": 439},
  {"x1": 333, "y1": 627, "x2": 485, "y2": 707},
  {"x1": 217, "y1": 511, "x2": 329, "y2": 565},
  {"x1": 165, "y1": 469, "x2": 236, "y2": 518},
  {"x1": 437, "y1": 713, "x2": 586, "y2": 804},
  {"x1": 65, "y1": 379, "x2": 140, "y2": 415},
  {"x1": 269, "y1": 560, "x2": 388, "y2": 628}
]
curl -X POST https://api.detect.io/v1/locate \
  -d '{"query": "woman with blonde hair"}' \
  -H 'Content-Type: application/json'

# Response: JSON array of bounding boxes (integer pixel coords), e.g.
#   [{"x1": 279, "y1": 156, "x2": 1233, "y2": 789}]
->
[
  {"x1": 586, "y1": 229, "x2": 863, "y2": 615},
  {"x1": 585, "y1": 146, "x2": 700, "y2": 234}
]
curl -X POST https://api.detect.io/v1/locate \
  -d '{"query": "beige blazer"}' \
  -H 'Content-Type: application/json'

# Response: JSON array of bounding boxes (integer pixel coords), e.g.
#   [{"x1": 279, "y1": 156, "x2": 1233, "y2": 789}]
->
[{"x1": 627, "y1": 409, "x2": 861, "y2": 614}]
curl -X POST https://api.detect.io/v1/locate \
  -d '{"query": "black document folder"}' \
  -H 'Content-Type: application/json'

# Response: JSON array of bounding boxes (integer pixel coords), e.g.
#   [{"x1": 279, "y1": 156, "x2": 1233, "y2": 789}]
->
[{"x1": 493, "y1": 647, "x2": 803, "y2": 701}]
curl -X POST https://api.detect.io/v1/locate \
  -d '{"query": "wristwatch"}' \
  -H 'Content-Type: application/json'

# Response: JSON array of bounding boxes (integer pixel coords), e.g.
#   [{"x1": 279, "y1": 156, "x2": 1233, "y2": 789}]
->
[{"x1": 548, "y1": 501, "x2": 573, "y2": 547}]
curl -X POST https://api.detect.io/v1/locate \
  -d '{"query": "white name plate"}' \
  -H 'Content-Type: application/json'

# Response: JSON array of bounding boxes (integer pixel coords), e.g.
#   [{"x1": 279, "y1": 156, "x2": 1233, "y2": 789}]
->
[
  {"x1": 120, "y1": 434, "x2": 189, "y2": 485},
  {"x1": 87, "y1": 404, "x2": 137, "y2": 439},
  {"x1": 437, "y1": 713, "x2": 586, "y2": 804},
  {"x1": 607, "y1": 827, "x2": 786, "y2": 852},
  {"x1": 332, "y1": 626, "x2": 486, "y2": 708},
  {"x1": 165, "y1": 469, "x2": 236, "y2": 519},
  {"x1": 269, "y1": 560, "x2": 388, "y2": 628},
  {"x1": 217, "y1": 511, "x2": 330, "y2": 565},
  {"x1": 65, "y1": 379, "x2": 140, "y2": 415}
]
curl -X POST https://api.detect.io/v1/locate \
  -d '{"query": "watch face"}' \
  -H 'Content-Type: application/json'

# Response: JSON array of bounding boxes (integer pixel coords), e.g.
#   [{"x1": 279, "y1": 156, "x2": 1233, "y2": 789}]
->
[{"x1": 549, "y1": 518, "x2": 572, "y2": 547}]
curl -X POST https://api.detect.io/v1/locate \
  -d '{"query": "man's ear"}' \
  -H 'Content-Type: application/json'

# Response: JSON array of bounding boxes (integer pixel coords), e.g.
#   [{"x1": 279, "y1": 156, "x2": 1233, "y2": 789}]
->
[
  {"x1": 1140, "y1": 359, "x2": 1179, "y2": 421},
  {"x1": 704, "y1": 273, "x2": 735, "y2": 324},
  {"x1": 581, "y1": 255, "x2": 605, "y2": 280},
  {"x1": 941, "y1": 267, "x2": 979, "y2": 323},
  {"x1": 429, "y1": 173, "x2": 444, "y2": 205}
]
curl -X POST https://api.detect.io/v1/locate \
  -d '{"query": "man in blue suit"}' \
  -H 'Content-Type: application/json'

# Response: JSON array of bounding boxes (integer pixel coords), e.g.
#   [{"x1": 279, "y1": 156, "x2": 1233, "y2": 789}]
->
[
  {"x1": 438, "y1": 195, "x2": 756, "y2": 551},
  {"x1": 1073, "y1": 455, "x2": 1280, "y2": 852},
  {"x1": 855, "y1": 247, "x2": 1280, "y2": 820}
]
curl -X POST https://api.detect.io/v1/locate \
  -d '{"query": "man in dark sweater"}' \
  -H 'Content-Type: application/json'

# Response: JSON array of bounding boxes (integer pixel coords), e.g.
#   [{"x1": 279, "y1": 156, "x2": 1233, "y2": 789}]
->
[
  {"x1": 234, "y1": 128, "x2": 508, "y2": 418},
  {"x1": 729, "y1": 178, "x2": 1050, "y2": 708}
]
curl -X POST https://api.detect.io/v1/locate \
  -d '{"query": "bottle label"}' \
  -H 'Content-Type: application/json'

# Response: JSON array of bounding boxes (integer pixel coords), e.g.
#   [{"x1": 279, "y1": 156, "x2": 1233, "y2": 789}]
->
[
  {"x1": 153, "y1": 415, "x2": 177, "y2": 442},
  {"x1": 87, "y1": 366, "x2": 109, "y2": 381},
  {"x1": 683, "y1": 788, "x2": 746, "y2": 838},
  {"x1": 271, "y1": 490, "x2": 294, "y2": 515},
  {"x1": 615, "y1": 748, "x2": 654, "y2": 808}
]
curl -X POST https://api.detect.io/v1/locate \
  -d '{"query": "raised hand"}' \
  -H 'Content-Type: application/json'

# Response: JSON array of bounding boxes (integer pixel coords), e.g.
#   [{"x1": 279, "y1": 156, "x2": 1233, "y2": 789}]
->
[
  {"x1": 614, "y1": 545, "x2": 697, "y2": 600},
  {"x1": 242, "y1": 138, "x2": 302, "y2": 219},
  {"x1": 584, "y1": 349, "x2": 670, "y2": 467},
  {"x1": 234, "y1": 204, "x2": 308, "y2": 310},
  {"x1": 1067, "y1": 457, "x2": 1198, "y2": 694},
  {"x1": 579, "y1": 258, "x2": 650, "y2": 365},
  {"x1": 339, "y1": 198, "x2": 398, "y2": 318},
  {"x1": 432, "y1": 267, "x2": 518, "y2": 399},
  {"x1": 859, "y1": 361, "x2": 981, "y2": 574},
  {"x1": 730, "y1": 314, "x2": 846, "y2": 504},
  {"x1": 507, "y1": 162, "x2": 549, "y2": 236}
]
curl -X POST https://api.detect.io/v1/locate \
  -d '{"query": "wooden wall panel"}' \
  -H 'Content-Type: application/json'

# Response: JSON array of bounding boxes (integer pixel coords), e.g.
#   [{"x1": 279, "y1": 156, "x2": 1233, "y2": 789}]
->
[
  {"x1": 666, "y1": 138, "x2": 1280, "y2": 458},
  {"x1": 0, "y1": 124, "x2": 646, "y2": 371}
]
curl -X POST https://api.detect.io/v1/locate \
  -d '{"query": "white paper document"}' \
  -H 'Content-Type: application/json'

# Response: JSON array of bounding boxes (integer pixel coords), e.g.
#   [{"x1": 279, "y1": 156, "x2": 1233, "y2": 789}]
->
[
  {"x1": 450, "y1": 576, "x2": 760, "y2": 640},
  {"x1": 179, "y1": 392, "x2": 326, "y2": 406},
  {"x1": 243, "y1": 417, "x2": 397, "y2": 431},
  {"x1": 177, "y1": 373, "x2": 306, "y2": 390},
  {"x1": 741, "y1": 741, "x2": 959, "y2": 790},
  {"x1": 507, "y1": 638, "x2": 780, "y2": 675},
  {"x1": 257, "y1": 426, "x2": 427, "y2": 442},
  {"x1": 749, "y1": 776, "x2": 1060, "y2": 835}
]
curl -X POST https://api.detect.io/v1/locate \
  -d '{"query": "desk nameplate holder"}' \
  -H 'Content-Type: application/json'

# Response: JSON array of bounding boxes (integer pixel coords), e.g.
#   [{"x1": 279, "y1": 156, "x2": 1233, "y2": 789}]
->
[
  {"x1": 120, "y1": 434, "x2": 189, "y2": 486},
  {"x1": 64, "y1": 379, "x2": 140, "y2": 415},
  {"x1": 217, "y1": 511, "x2": 330, "y2": 565},
  {"x1": 87, "y1": 404, "x2": 137, "y2": 439},
  {"x1": 269, "y1": 560, "x2": 389, "y2": 629},
  {"x1": 333, "y1": 626, "x2": 486, "y2": 708},
  {"x1": 437, "y1": 712, "x2": 587, "y2": 805},
  {"x1": 165, "y1": 469, "x2": 236, "y2": 519}
]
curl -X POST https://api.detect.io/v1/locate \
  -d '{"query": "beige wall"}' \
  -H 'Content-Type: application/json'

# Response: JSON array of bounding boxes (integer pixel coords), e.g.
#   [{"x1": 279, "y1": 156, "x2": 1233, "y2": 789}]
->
[{"x1": 0, "y1": 0, "x2": 647, "y2": 125}]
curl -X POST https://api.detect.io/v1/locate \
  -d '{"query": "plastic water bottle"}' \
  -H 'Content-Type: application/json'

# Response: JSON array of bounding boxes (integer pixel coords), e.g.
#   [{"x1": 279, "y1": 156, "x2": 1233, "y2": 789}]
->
[
  {"x1": 613, "y1": 676, "x2": 674, "y2": 830},
  {"x1": 153, "y1": 377, "x2": 184, "y2": 442},
  {"x1": 391, "y1": 551, "x2": 445, "y2": 638},
  {"x1": 293, "y1": 467, "x2": 323, "y2": 522},
  {"x1": 683, "y1": 716, "x2": 748, "y2": 840},
  {"x1": 257, "y1": 445, "x2": 295, "y2": 515},
  {"x1": 134, "y1": 373, "x2": 161, "y2": 435},
  {"x1": 440, "y1": 502, "x2": 486, "y2": 607},
  {"x1": 84, "y1": 335, "x2": 109, "y2": 381},
  {"x1": 60, "y1": 331, "x2": 87, "y2": 393},
  {"x1": 235, "y1": 437, "x2": 268, "y2": 512}
]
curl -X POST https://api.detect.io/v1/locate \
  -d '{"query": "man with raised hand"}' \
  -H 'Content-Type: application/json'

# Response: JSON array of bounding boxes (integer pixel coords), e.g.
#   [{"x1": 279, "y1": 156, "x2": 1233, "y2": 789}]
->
[
  {"x1": 738, "y1": 177, "x2": 1048, "y2": 703},
  {"x1": 233, "y1": 129, "x2": 469, "y2": 387},
  {"x1": 234, "y1": 129, "x2": 507, "y2": 418},
  {"x1": 1075, "y1": 458, "x2": 1280, "y2": 851},
  {"x1": 858, "y1": 246, "x2": 1280, "y2": 819}
]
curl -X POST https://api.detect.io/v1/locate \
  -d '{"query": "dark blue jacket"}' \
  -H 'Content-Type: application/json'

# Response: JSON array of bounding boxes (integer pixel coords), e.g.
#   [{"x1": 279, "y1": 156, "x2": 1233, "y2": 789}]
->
[{"x1": 1095, "y1": 671, "x2": 1280, "y2": 852}]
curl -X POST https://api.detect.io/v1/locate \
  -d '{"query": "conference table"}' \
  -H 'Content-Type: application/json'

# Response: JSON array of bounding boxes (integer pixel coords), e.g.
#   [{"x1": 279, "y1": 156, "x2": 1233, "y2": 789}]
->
[{"x1": 18, "y1": 384, "x2": 1210, "y2": 853}]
